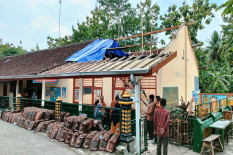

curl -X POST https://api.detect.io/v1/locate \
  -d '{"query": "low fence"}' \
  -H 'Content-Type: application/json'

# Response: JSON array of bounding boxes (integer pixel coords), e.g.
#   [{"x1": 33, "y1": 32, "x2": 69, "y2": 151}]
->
[
  {"x1": 195, "y1": 97, "x2": 233, "y2": 119},
  {"x1": 168, "y1": 116, "x2": 193, "y2": 148},
  {"x1": 0, "y1": 96, "x2": 121, "y2": 131},
  {"x1": 0, "y1": 96, "x2": 17, "y2": 110}
]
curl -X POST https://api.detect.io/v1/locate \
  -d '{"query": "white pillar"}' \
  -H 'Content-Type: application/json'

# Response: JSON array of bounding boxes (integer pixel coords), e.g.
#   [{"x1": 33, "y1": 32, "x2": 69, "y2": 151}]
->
[
  {"x1": 42, "y1": 80, "x2": 46, "y2": 106},
  {"x1": 79, "y1": 78, "x2": 83, "y2": 111},
  {"x1": 16, "y1": 80, "x2": 19, "y2": 97},
  {"x1": 135, "y1": 77, "x2": 141, "y2": 154}
]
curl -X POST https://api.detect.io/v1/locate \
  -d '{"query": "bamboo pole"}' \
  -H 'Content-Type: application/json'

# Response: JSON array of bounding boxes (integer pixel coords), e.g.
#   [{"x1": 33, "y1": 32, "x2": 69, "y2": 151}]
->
[
  {"x1": 150, "y1": 9, "x2": 154, "y2": 55},
  {"x1": 140, "y1": 1, "x2": 144, "y2": 53},
  {"x1": 114, "y1": 21, "x2": 196, "y2": 41}
]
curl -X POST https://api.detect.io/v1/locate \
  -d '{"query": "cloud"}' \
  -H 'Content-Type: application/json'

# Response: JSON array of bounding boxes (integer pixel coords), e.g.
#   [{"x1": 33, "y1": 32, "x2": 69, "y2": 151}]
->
[
  {"x1": 30, "y1": 16, "x2": 70, "y2": 37},
  {"x1": 67, "y1": 0, "x2": 95, "y2": 9},
  {"x1": 27, "y1": 0, "x2": 57, "y2": 9}
]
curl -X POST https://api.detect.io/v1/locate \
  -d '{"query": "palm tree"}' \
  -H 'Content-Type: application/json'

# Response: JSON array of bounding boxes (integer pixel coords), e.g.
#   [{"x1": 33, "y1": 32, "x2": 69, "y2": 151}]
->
[
  {"x1": 206, "y1": 57, "x2": 233, "y2": 93},
  {"x1": 206, "y1": 31, "x2": 222, "y2": 63}
]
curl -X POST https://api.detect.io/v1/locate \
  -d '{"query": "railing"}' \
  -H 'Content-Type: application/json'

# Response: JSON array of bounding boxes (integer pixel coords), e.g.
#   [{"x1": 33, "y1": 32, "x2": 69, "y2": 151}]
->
[
  {"x1": 168, "y1": 116, "x2": 193, "y2": 148},
  {"x1": 139, "y1": 116, "x2": 148, "y2": 154},
  {"x1": 0, "y1": 96, "x2": 17, "y2": 110},
  {"x1": 0, "y1": 96, "x2": 121, "y2": 132},
  {"x1": 131, "y1": 116, "x2": 148, "y2": 154},
  {"x1": 195, "y1": 97, "x2": 232, "y2": 119}
]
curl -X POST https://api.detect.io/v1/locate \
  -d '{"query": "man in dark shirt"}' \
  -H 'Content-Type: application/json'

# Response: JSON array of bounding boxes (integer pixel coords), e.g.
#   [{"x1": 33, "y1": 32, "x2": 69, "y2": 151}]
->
[{"x1": 154, "y1": 98, "x2": 170, "y2": 155}]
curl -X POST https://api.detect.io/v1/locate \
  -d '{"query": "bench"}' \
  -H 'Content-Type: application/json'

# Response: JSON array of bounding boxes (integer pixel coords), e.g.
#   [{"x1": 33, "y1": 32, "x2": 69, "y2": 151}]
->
[{"x1": 200, "y1": 134, "x2": 223, "y2": 155}]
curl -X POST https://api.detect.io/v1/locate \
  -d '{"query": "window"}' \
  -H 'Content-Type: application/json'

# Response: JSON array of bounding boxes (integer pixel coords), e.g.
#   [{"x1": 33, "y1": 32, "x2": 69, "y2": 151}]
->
[{"x1": 73, "y1": 78, "x2": 102, "y2": 105}]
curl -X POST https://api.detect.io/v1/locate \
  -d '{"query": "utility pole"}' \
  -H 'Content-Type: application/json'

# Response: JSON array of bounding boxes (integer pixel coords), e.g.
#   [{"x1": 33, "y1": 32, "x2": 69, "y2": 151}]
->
[{"x1": 59, "y1": 0, "x2": 62, "y2": 42}]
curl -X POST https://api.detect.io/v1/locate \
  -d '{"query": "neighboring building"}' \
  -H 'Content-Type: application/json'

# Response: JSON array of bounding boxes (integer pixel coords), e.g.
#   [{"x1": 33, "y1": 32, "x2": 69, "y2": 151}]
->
[{"x1": 0, "y1": 25, "x2": 199, "y2": 112}]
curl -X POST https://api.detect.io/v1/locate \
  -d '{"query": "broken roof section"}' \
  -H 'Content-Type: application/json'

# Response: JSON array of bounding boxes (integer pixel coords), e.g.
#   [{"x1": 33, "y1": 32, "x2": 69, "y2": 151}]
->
[
  {"x1": 66, "y1": 39, "x2": 129, "y2": 62},
  {"x1": 41, "y1": 52, "x2": 177, "y2": 75}
]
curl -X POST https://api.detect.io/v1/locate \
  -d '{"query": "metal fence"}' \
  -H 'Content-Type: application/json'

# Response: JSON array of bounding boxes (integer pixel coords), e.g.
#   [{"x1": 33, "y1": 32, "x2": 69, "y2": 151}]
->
[
  {"x1": 0, "y1": 96, "x2": 121, "y2": 131},
  {"x1": 0, "y1": 96, "x2": 17, "y2": 110},
  {"x1": 131, "y1": 116, "x2": 148, "y2": 154},
  {"x1": 169, "y1": 116, "x2": 193, "y2": 148}
]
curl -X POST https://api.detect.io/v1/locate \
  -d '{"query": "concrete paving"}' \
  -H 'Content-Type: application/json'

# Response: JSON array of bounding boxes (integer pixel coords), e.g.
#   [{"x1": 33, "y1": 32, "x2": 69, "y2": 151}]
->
[
  {"x1": 144, "y1": 138, "x2": 233, "y2": 155},
  {"x1": 0, "y1": 119, "x2": 112, "y2": 155},
  {"x1": 1, "y1": 119, "x2": 233, "y2": 155}
]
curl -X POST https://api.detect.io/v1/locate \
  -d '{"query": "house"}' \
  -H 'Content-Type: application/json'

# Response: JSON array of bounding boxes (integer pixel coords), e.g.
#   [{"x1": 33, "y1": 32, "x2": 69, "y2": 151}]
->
[{"x1": 0, "y1": 24, "x2": 199, "y2": 112}]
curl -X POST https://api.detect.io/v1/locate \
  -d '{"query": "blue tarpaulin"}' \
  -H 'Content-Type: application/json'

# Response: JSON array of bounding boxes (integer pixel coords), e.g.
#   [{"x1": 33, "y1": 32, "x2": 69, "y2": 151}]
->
[{"x1": 66, "y1": 39, "x2": 129, "y2": 62}]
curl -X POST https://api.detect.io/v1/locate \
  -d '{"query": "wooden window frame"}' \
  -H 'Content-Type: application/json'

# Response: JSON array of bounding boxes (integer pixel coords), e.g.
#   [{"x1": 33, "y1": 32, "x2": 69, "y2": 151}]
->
[{"x1": 73, "y1": 78, "x2": 103, "y2": 105}]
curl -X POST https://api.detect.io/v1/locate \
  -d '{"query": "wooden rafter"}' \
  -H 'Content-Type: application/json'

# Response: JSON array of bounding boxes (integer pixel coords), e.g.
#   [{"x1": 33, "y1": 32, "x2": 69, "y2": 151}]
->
[{"x1": 115, "y1": 22, "x2": 195, "y2": 41}]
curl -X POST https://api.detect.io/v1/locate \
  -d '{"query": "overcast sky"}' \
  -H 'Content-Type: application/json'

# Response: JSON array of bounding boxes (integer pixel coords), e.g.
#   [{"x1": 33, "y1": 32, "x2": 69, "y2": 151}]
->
[{"x1": 0, "y1": 0, "x2": 226, "y2": 51}]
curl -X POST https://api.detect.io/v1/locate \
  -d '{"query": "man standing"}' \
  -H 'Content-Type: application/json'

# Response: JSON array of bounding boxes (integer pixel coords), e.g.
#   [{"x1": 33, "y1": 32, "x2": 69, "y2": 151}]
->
[
  {"x1": 152, "y1": 96, "x2": 161, "y2": 144},
  {"x1": 100, "y1": 96, "x2": 106, "y2": 126},
  {"x1": 154, "y1": 98, "x2": 170, "y2": 155},
  {"x1": 146, "y1": 95, "x2": 155, "y2": 140}
]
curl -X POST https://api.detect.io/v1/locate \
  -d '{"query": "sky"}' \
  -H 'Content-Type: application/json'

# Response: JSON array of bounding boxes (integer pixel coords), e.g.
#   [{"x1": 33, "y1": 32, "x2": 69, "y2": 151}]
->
[{"x1": 0, "y1": 0, "x2": 227, "y2": 51}]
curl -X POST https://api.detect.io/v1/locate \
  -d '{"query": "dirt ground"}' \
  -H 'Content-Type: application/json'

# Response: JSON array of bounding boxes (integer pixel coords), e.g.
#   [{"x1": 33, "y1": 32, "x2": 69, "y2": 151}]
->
[{"x1": 0, "y1": 119, "x2": 233, "y2": 155}]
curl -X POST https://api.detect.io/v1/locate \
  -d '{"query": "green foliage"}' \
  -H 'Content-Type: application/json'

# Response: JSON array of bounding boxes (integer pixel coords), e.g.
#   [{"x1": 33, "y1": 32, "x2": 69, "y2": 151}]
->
[
  {"x1": 218, "y1": 0, "x2": 233, "y2": 66},
  {"x1": 160, "y1": 0, "x2": 217, "y2": 43},
  {"x1": 0, "y1": 39, "x2": 27, "y2": 58},
  {"x1": 47, "y1": 0, "x2": 160, "y2": 51},
  {"x1": 197, "y1": 30, "x2": 233, "y2": 93},
  {"x1": 206, "y1": 31, "x2": 222, "y2": 62},
  {"x1": 218, "y1": 0, "x2": 233, "y2": 17}
]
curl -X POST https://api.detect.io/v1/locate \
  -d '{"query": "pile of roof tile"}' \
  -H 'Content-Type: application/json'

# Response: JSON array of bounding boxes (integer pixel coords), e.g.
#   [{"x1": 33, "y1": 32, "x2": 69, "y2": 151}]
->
[
  {"x1": 0, "y1": 107, "x2": 120, "y2": 153},
  {"x1": 46, "y1": 113, "x2": 120, "y2": 152},
  {"x1": 1, "y1": 107, "x2": 55, "y2": 130}
]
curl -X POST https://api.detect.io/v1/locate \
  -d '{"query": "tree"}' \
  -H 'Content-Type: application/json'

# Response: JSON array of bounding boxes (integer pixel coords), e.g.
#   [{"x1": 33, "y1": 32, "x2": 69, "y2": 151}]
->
[
  {"x1": 0, "y1": 39, "x2": 27, "y2": 58},
  {"x1": 47, "y1": 0, "x2": 161, "y2": 51},
  {"x1": 206, "y1": 31, "x2": 222, "y2": 63},
  {"x1": 217, "y1": 0, "x2": 233, "y2": 66},
  {"x1": 218, "y1": 0, "x2": 233, "y2": 17},
  {"x1": 160, "y1": 0, "x2": 217, "y2": 43},
  {"x1": 30, "y1": 44, "x2": 40, "y2": 52}
]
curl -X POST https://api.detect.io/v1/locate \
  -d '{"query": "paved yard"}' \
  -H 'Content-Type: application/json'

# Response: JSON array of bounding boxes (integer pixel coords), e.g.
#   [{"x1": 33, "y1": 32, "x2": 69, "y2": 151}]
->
[
  {"x1": 0, "y1": 119, "x2": 112, "y2": 155},
  {"x1": 144, "y1": 137, "x2": 233, "y2": 155},
  {"x1": 0, "y1": 119, "x2": 233, "y2": 155}
]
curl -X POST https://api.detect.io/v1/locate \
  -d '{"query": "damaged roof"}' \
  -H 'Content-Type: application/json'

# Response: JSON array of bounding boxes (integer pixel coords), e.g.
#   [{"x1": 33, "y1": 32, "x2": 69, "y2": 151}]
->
[
  {"x1": 23, "y1": 51, "x2": 176, "y2": 79},
  {"x1": 0, "y1": 40, "x2": 94, "y2": 76}
]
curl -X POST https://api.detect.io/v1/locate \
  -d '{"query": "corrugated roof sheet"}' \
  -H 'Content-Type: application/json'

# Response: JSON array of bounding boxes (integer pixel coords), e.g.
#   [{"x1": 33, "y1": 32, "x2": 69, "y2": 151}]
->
[{"x1": 40, "y1": 52, "x2": 174, "y2": 75}]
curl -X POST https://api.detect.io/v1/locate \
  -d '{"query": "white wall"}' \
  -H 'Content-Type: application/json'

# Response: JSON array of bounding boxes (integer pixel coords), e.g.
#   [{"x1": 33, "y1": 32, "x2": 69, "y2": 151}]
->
[
  {"x1": 45, "y1": 78, "x2": 73, "y2": 103},
  {"x1": 102, "y1": 77, "x2": 112, "y2": 107},
  {"x1": 157, "y1": 26, "x2": 199, "y2": 104}
]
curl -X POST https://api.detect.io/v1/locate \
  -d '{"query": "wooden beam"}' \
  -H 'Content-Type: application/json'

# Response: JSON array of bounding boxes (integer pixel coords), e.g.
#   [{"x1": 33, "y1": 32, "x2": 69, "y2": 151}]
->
[
  {"x1": 115, "y1": 22, "x2": 196, "y2": 41},
  {"x1": 192, "y1": 43, "x2": 202, "y2": 48},
  {"x1": 125, "y1": 43, "x2": 154, "y2": 47},
  {"x1": 151, "y1": 52, "x2": 177, "y2": 74}
]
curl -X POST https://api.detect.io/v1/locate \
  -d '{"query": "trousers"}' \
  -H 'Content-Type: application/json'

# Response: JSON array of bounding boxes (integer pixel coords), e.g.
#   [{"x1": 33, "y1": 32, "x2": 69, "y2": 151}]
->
[
  {"x1": 147, "y1": 120, "x2": 154, "y2": 140},
  {"x1": 157, "y1": 136, "x2": 168, "y2": 155}
]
